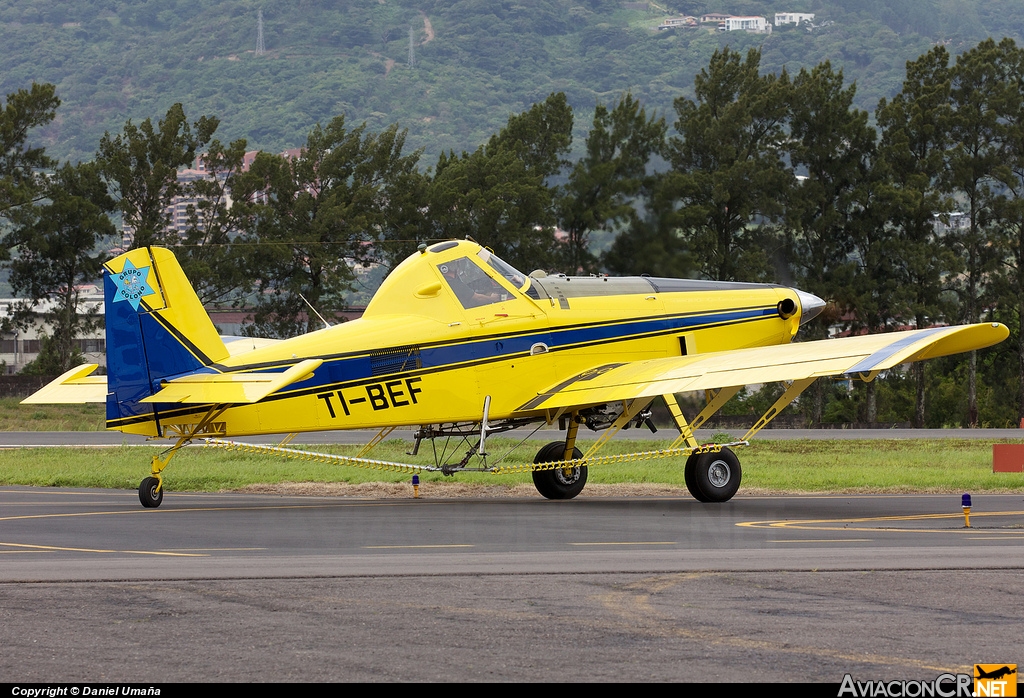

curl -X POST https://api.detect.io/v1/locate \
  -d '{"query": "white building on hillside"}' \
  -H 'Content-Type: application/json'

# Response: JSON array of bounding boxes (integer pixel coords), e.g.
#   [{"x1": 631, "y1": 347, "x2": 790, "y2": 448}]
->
[
  {"x1": 657, "y1": 16, "x2": 698, "y2": 30},
  {"x1": 775, "y1": 12, "x2": 815, "y2": 26},
  {"x1": 722, "y1": 16, "x2": 771, "y2": 33}
]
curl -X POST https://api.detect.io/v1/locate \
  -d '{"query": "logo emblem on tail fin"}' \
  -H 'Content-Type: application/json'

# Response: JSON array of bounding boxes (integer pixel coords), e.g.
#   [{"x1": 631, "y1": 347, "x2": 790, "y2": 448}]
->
[{"x1": 112, "y1": 259, "x2": 156, "y2": 311}]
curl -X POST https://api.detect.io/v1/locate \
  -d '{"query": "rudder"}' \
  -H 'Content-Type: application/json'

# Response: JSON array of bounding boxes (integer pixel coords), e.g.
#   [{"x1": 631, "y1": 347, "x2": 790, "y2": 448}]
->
[{"x1": 105, "y1": 247, "x2": 228, "y2": 431}]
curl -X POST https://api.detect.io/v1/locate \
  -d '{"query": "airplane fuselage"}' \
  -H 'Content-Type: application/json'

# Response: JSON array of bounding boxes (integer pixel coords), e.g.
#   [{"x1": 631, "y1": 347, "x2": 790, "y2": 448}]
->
[{"x1": 111, "y1": 241, "x2": 808, "y2": 438}]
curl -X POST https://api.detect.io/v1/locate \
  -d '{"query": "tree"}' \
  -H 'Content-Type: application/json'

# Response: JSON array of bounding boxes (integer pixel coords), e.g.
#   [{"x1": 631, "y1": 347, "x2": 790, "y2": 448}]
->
[
  {"x1": 241, "y1": 118, "x2": 422, "y2": 337},
  {"x1": 427, "y1": 146, "x2": 559, "y2": 272},
  {"x1": 989, "y1": 39, "x2": 1024, "y2": 423},
  {"x1": 175, "y1": 137, "x2": 254, "y2": 307},
  {"x1": 486, "y1": 92, "x2": 573, "y2": 180},
  {"x1": 2, "y1": 161, "x2": 116, "y2": 373},
  {"x1": 875, "y1": 46, "x2": 959, "y2": 427},
  {"x1": 944, "y1": 39, "x2": 1009, "y2": 426},
  {"x1": 423, "y1": 94, "x2": 573, "y2": 273},
  {"x1": 96, "y1": 103, "x2": 218, "y2": 249},
  {"x1": 848, "y1": 169, "x2": 905, "y2": 423},
  {"x1": 365, "y1": 127, "x2": 429, "y2": 276},
  {"x1": 557, "y1": 93, "x2": 666, "y2": 273},
  {"x1": 662, "y1": 47, "x2": 792, "y2": 282},
  {"x1": 0, "y1": 83, "x2": 59, "y2": 220},
  {"x1": 786, "y1": 62, "x2": 875, "y2": 317},
  {"x1": 784, "y1": 62, "x2": 877, "y2": 424}
]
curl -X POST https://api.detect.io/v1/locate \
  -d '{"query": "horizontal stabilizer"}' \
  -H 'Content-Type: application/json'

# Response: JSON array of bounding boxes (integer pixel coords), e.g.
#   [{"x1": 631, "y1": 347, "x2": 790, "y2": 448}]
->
[
  {"x1": 519, "y1": 323, "x2": 1009, "y2": 412},
  {"x1": 140, "y1": 358, "x2": 323, "y2": 404},
  {"x1": 21, "y1": 364, "x2": 108, "y2": 404}
]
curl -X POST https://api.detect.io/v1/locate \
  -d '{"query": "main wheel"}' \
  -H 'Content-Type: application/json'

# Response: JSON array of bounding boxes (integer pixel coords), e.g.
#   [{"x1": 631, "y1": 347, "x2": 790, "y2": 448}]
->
[
  {"x1": 687, "y1": 448, "x2": 741, "y2": 503},
  {"x1": 139, "y1": 477, "x2": 163, "y2": 508},
  {"x1": 532, "y1": 441, "x2": 587, "y2": 500},
  {"x1": 684, "y1": 452, "x2": 710, "y2": 502}
]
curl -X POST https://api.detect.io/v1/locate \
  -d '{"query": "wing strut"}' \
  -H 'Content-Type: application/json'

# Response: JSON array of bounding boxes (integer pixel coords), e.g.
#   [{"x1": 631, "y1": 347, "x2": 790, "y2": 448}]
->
[
  {"x1": 357, "y1": 426, "x2": 398, "y2": 457},
  {"x1": 741, "y1": 378, "x2": 816, "y2": 441},
  {"x1": 581, "y1": 397, "x2": 655, "y2": 461},
  {"x1": 663, "y1": 394, "x2": 698, "y2": 449},
  {"x1": 664, "y1": 386, "x2": 744, "y2": 450}
]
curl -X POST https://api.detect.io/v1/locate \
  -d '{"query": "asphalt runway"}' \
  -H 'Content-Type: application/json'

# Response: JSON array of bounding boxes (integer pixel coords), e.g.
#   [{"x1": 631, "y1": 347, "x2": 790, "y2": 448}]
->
[{"x1": 2, "y1": 486, "x2": 1022, "y2": 682}]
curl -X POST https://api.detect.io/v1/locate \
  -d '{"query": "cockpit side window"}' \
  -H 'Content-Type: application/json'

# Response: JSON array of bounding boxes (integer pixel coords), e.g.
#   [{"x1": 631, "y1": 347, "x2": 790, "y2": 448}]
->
[
  {"x1": 477, "y1": 249, "x2": 528, "y2": 291},
  {"x1": 437, "y1": 257, "x2": 512, "y2": 309}
]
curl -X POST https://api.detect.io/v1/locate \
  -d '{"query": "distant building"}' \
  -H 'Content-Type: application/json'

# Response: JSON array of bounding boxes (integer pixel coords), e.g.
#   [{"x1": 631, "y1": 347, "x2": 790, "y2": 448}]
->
[
  {"x1": 700, "y1": 13, "x2": 732, "y2": 23},
  {"x1": 120, "y1": 154, "x2": 225, "y2": 248},
  {"x1": 932, "y1": 211, "x2": 971, "y2": 236},
  {"x1": 120, "y1": 148, "x2": 301, "y2": 248},
  {"x1": 657, "y1": 16, "x2": 698, "y2": 30},
  {"x1": 0, "y1": 291, "x2": 106, "y2": 373},
  {"x1": 721, "y1": 16, "x2": 771, "y2": 34},
  {"x1": 774, "y1": 12, "x2": 815, "y2": 26}
]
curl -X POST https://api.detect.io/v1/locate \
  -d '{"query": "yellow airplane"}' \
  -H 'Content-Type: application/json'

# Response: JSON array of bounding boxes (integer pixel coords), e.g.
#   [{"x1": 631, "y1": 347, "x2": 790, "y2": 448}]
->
[{"x1": 24, "y1": 240, "x2": 1008, "y2": 508}]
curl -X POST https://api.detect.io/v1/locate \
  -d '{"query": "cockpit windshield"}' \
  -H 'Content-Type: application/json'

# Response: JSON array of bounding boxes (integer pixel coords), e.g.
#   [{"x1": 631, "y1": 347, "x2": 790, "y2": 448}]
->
[
  {"x1": 477, "y1": 249, "x2": 528, "y2": 291},
  {"x1": 438, "y1": 257, "x2": 512, "y2": 309}
]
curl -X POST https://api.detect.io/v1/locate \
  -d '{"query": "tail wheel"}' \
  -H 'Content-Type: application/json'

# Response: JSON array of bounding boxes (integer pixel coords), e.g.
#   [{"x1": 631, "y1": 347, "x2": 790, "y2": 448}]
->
[
  {"x1": 139, "y1": 477, "x2": 163, "y2": 508},
  {"x1": 532, "y1": 441, "x2": 587, "y2": 500},
  {"x1": 685, "y1": 448, "x2": 741, "y2": 503}
]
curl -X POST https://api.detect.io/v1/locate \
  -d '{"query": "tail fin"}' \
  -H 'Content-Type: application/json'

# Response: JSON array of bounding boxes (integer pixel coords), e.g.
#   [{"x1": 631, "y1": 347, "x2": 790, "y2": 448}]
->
[{"x1": 105, "y1": 246, "x2": 228, "y2": 428}]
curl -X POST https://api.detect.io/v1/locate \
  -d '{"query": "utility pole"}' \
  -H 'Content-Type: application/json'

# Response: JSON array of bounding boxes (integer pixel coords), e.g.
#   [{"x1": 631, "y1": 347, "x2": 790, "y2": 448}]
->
[
  {"x1": 408, "y1": 26, "x2": 415, "y2": 67},
  {"x1": 256, "y1": 8, "x2": 265, "y2": 56}
]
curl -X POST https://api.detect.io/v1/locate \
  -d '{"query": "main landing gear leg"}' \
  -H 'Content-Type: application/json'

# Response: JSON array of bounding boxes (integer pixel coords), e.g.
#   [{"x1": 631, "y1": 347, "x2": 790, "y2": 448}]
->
[
  {"x1": 139, "y1": 406, "x2": 228, "y2": 508},
  {"x1": 679, "y1": 378, "x2": 816, "y2": 504},
  {"x1": 139, "y1": 450, "x2": 173, "y2": 508},
  {"x1": 532, "y1": 411, "x2": 587, "y2": 500},
  {"x1": 140, "y1": 436, "x2": 196, "y2": 508},
  {"x1": 663, "y1": 391, "x2": 743, "y2": 503}
]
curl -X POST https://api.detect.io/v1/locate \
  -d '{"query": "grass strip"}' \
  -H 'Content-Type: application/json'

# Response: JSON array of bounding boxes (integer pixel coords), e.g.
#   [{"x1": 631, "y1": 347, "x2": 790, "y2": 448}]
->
[
  {"x1": 0, "y1": 398, "x2": 106, "y2": 431},
  {"x1": 0, "y1": 438, "x2": 1021, "y2": 493}
]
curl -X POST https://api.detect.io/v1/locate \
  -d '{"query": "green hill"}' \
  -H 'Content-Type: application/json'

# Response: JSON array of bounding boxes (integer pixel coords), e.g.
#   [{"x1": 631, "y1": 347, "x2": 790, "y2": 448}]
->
[{"x1": 2, "y1": 0, "x2": 1022, "y2": 164}]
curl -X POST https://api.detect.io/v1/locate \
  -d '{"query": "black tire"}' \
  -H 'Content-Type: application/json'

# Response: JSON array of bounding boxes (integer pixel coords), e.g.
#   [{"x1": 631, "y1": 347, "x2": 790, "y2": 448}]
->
[
  {"x1": 684, "y1": 452, "x2": 710, "y2": 502},
  {"x1": 532, "y1": 441, "x2": 587, "y2": 500},
  {"x1": 139, "y1": 477, "x2": 163, "y2": 508},
  {"x1": 690, "y1": 448, "x2": 741, "y2": 503}
]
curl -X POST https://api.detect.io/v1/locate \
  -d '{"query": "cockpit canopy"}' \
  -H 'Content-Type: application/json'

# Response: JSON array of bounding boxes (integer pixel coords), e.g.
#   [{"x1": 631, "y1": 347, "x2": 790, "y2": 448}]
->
[
  {"x1": 437, "y1": 249, "x2": 530, "y2": 310},
  {"x1": 363, "y1": 240, "x2": 534, "y2": 317}
]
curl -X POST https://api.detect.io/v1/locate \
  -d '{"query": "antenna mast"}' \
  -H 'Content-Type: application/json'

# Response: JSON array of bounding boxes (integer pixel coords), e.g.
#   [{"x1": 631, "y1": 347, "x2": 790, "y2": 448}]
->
[{"x1": 256, "y1": 8, "x2": 265, "y2": 56}]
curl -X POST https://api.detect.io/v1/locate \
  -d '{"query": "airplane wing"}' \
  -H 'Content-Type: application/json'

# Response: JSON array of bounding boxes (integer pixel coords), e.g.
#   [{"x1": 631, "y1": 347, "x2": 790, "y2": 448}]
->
[
  {"x1": 139, "y1": 358, "x2": 323, "y2": 404},
  {"x1": 20, "y1": 364, "x2": 108, "y2": 404},
  {"x1": 518, "y1": 323, "x2": 1009, "y2": 411}
]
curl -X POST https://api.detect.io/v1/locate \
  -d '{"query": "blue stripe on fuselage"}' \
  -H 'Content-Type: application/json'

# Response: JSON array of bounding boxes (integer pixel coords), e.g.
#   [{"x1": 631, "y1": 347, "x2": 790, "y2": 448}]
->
[
  {"x1": 249, "y1": 305, "x2": 774, "y2": 392},
  {"x1": 115, "y1": 306, "x2": 777, "y2": 424}
]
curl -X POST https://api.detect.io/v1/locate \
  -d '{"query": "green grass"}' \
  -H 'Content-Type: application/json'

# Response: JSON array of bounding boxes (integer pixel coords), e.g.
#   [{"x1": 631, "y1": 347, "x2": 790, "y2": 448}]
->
[
  {"x1": 1, "y1": 398, "x2": 106, "y2": 431},
  {"x1": 0, "y1": 438, "x2": 1021, "y2": 494}
]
